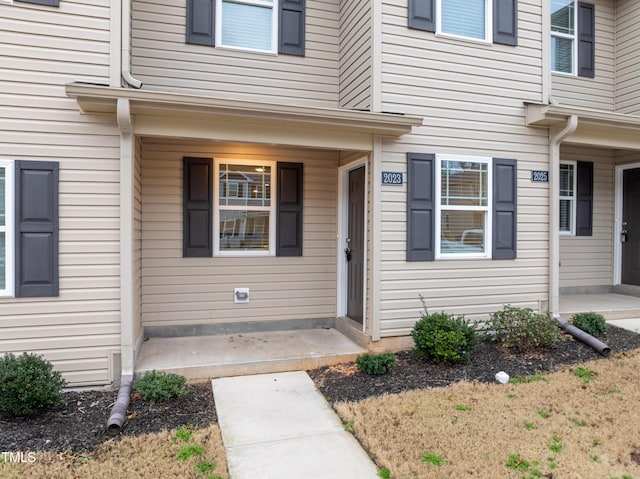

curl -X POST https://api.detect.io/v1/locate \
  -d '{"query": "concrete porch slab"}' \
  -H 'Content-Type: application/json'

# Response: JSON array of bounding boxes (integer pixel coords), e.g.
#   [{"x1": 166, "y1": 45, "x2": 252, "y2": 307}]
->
[
  {"x1": 559, "y1": 293, "x2": 640, "y2": 320},
  {"x1": 135, "y1": 328, "x2": 366, "y2": 380},
  {"x1": 212, "y1": 371, "x2": 379, "y2": 479}
]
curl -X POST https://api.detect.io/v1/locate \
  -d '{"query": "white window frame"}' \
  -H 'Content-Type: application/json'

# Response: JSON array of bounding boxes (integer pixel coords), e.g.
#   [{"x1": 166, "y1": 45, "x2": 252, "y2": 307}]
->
[
  {"x1": 551, "y1": 0, "x2": 577, "y2": 75},
  {"x1": 0, "y1": 0, "x2": 14, "y2": 5},
  {"x1": 0, "y1": 159, "x2": 15, "y2": 297},
  {"x1": 215, "y1": 0, "x2": 279, "y2": 54},
  {"x1": 559, "y1": 160, "x2": 577, "y2": 235},
  {"x1": 214, "y1": 159, "x2": 276, "y2": 256},
  {"x1": 436, "y1": 0, "x2": 492, "y2": 43},
  {"x1": 436, "y1": 155, "x2": 493, "y2": 259}
]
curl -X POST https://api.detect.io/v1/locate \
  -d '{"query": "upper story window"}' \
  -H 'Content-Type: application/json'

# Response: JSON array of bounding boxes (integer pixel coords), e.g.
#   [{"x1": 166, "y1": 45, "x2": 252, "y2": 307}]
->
[
  {"x1": 438, "y1": 0, "x2": 489, "y2": 42},
  {"x1": 186, "y1": 0, "x2": 305, "y2": 57},
  {"x1": 551, "y1": 1, "x2": 595, "y2": 77},
  {"x1": 409, "y1": 0, "x2": 517, "y2": 46},
  {"x1": 217, "y1": 0, "x2": 278, "y2": 53},
  {"x1": 437, "y1": 156, "x2": 492, "y2": 258},
  {"x1": 551, "y1": 0, "x2": 575, "y2": 74}
]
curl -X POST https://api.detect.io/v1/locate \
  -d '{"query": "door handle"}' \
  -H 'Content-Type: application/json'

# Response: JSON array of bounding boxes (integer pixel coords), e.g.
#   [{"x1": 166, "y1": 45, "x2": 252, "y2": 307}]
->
[
  {"x1": 621, "y1": 230, "x2": 628, "y2": 243},
  {"x1": 344, "y1": 237, "x2": 352, "y2": 261}
]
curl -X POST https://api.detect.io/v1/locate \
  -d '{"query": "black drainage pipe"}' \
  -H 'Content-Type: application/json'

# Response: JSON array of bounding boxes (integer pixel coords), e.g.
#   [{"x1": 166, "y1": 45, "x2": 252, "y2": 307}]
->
[{"x1": 554, "y1": 315, "x2": 611, "y2": 357}]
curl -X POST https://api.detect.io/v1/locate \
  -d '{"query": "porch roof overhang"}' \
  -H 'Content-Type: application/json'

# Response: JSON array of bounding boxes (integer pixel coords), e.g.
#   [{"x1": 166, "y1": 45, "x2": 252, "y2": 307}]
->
[
  {"x1": 65, "y1": 83, "x2": 423, "y2": 151},
  {"x1": 526, "y1": 103, "x2": 640, "y2": 150}
]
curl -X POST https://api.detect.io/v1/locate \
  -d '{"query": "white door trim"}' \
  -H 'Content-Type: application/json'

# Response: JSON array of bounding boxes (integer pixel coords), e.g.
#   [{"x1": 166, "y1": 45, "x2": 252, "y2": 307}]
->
[
  {"x1": 337, "y1": 159, "x2": 368, "y2": 333},
  {"x1": 614, "y1": 162, "x2": 640, "y2": 284}
]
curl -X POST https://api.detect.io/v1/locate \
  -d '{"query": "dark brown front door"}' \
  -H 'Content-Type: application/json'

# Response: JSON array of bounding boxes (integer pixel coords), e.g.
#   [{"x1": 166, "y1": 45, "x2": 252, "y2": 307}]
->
[
  {"x1": 346, "y1": 166, "x2": 365, "y2": 324},
  {"x1": 622, "y1": 168, "x2": 640, "y2": 285}
]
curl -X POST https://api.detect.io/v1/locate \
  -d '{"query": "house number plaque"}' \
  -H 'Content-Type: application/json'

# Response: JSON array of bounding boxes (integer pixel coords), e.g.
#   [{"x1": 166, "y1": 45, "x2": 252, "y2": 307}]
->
[
  {"x1": 531, "y1": 170, "x2": 549, "y2": 183},
  {"x1": 382, "y1": 171, "x2": 403, "y2": 185}
]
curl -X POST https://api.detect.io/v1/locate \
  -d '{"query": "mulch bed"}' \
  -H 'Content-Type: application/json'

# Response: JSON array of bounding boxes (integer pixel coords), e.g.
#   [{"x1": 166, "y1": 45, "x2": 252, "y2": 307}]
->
[{"x1": 2, "y1": 325, "x2": 640, "y2": 454}]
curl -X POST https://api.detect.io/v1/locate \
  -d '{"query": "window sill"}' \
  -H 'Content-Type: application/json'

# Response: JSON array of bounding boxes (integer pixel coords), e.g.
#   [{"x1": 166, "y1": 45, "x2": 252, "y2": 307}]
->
[{"x1": 435, "y1": 32, "x2": 492, "y2": 46}]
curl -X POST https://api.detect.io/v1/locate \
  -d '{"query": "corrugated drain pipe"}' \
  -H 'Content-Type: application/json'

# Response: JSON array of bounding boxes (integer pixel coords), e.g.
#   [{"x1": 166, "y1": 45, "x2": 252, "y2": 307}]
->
[
  {"x1": 554, "y1": 315, "x2": 611, "y2": 356},
  {"x1": 107, "y1": 374, "x2": 134, "y2": 435}
]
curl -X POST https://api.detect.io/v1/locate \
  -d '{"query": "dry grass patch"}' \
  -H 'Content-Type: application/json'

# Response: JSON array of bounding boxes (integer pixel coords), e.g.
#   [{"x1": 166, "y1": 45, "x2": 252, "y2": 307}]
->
[
  {"x1": 0, "y1": 424, "x2": 228, "y2": 479},
  {"x1": 336, "y1": 350, "x2": 640, "y2": 479}
]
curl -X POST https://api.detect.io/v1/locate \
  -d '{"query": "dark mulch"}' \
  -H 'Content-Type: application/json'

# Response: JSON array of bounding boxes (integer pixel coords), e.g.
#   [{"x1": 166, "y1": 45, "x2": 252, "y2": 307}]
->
[
  {"x1": 0, "y1": 383, "x2": 216, "y2": 454},
  {"x1": 2, "y1": 325, "x2": 640, "y2": 454}
]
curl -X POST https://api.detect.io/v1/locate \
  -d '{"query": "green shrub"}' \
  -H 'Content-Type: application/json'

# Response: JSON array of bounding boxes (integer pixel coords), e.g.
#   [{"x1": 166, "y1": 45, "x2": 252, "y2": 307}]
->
[
  {"x1": 411, "y1": 311, "x2": 477, "y2": 363},
  {"x1": 356, "y1": 353, "x2": 397, "y2": 375},
  {"x1": 0, "y1": 352, "x2": 66, "y2": 418},
  {"x1": 134, "y1": 370, "x2": 186, "y2": 403},
  {"x1": 485, "y1": 305, "x2": 559, "y2": 351},
  {"x1": 571, "y1": 312, "x2": 607, "y2": 337}
]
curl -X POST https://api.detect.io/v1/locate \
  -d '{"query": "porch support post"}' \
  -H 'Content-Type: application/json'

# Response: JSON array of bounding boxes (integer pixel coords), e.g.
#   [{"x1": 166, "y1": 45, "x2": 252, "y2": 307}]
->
[
  {"x1": 117, "y1": 98, "x2": 136, "y2": 376},
  {"x1": 371, "y1": 135, "x2": 383, "y2": 341},
  {"x1": 549, "y1": 115, "x2": 578, "y2": 314}
]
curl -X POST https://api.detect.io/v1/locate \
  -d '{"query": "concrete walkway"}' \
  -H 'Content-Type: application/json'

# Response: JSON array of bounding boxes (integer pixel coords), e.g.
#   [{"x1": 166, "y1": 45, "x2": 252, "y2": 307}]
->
[{"x1": 212, "y1": 371, "x2": 379, "y2": 479}]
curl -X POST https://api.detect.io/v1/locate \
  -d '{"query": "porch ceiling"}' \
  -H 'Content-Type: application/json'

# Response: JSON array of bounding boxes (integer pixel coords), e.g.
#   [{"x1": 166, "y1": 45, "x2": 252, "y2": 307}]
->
[
  {"x1": 65, "y1": 83, "x2": 423, "y2": 151},
  {"x1": 526, "y1": 103, "x2": 640, "y2": 150}
]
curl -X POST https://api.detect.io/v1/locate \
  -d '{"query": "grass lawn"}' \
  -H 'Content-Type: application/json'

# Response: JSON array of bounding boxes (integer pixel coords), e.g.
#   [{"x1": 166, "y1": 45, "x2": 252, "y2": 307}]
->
[
  {"x1": 3, "y1": 351, "x2": 640, "y2": 479},
  {"x1": 336, "y1": 349, "x2": 640, "y2": 479},
  {"x1": 0, "y1": 425, "x2": 229, "y2": 479}
]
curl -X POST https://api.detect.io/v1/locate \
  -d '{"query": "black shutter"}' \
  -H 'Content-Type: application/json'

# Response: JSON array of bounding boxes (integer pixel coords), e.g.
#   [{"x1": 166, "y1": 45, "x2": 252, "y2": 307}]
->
[
  {"x1": 276, "y1": 162, "x2": 303, "y2": 256},
  {"x1": 493, "y1": 0, "x2": 518, "y2": 46},
  {"x1": 408, "y1": 0, "x2": 435, "y2": 32},
  {"x1": 279, "y1": 0, "x2": 305, "y2": 56},
  {"x1": 576, "y1": 161, "x2": 593, "y2": 236},
  {"x1": 15, "y1": 161, "x2": 59, "y2": 297},
  {"x1": 15, "y1": 0, "x2": 59, "y2": 6},
  {"x1": 492, "y1": 158, "x2": 517, "y2": 260},
  {"x1": 183, "y1": 158, "x2": 213, "y2": 257},
  {"x1": 186, "y1": 0, "x2": 215, "y2": 46},
  {"x1": 577, "y1": 2, "x2": 595, "y2": 78},
  {"x1": 407, "y1": 153, "x2": 435, "y2": 261}
]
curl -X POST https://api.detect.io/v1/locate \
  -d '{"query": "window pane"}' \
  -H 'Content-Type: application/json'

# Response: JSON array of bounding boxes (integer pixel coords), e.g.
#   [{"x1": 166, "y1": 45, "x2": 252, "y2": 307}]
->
[
  {"x1": 441, "y1": 210, "x2": 486, "y2": 253},
  {"x1": 0, "y1": 232, "x2": 4, "y2": 290},
  {"x1": 0, "y1": 167, "x2": 5, "y2": 227},
  {"x1": 559, "y1": 164, "x2": 574, "y2": 196},
  {"x1": 221, "y1": 1, "x2": 273, "y2": 51},
  {"x1": 560, "y1": 199, "x2": 572, "y2": 232},
  {"x1": 441, "y1": 0, "x2": 486, "y2": 40},
  {"x1": 552, "y1": 36, "x2": 573, "y2": 73},
  {"x1": 441, "y1": 161, "x2": 488, "y2": 206},
  {"x1": 219, "y1": 210, "x2": 270, "y2": 251},
  {"x1": 551, "y1": 0, "x2": 574, "y2": 34},
  {"x1": 219, "y1": 164, "x2": 271, "y2": 208}
]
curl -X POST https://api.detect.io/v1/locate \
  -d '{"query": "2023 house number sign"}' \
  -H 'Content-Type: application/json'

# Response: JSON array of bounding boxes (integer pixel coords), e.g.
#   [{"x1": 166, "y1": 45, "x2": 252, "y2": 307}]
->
[{"x1": 381, "y1": 171, "x2": 403, "y2": 185}]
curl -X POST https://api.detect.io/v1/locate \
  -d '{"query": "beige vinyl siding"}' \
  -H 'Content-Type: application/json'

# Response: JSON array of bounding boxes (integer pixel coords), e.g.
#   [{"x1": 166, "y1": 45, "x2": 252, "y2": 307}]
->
[
  {"x1": 0, "y1": 0, "x2": 119, "y2": 387},
  {"x1": 376, "y1": 0, "x2": 550, "y2": 336},
  {"x1": 133, "y1": 137, "x2": 144, "y2": 352},
  {"x1": 615, "y1": 0, "x2": 640, "y2": 114},
  {"x1": 141, "y1": 139, "x2": 338, "y2": 327},
  {"x1": 131, "y1": 0, "x2": 341, "y2": 108},
  {"x1": 551, "y1": 0, "x2": 615, "y2": 111},
  {"x1": 338, "y1": 0, "x2": 372, "y2": 109},
  {"x1": 559, "y1": 146, "x2": 614, "y2": 289}
]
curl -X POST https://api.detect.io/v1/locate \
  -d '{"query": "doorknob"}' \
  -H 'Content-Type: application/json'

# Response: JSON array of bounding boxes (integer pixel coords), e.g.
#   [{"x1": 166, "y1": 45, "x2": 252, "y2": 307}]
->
[{"x1": 344, "y1": 237, "x2": 352, "y2": 261}]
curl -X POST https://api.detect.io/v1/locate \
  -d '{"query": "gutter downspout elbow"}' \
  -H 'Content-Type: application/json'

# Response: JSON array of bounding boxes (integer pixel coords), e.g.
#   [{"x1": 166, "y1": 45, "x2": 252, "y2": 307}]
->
[
  {"x1": 549, "y1": 115, "x2": 578, "y2": 315},
  {"x1": 121, "y1": 0, "x2": 143, "y2": 89}
]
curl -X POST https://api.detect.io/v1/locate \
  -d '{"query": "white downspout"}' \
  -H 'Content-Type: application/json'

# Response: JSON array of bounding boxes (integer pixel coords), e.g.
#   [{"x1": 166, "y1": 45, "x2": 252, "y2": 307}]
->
[
  {"x1": 117, "y1": 97, "x2": 135, "y2": 377},
  {"x1": 121, "y1": 0, "x2": 142, "y2": 89},
  {"x1": 549, "y1": 115, "x2": 578, "y2": 315}
]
